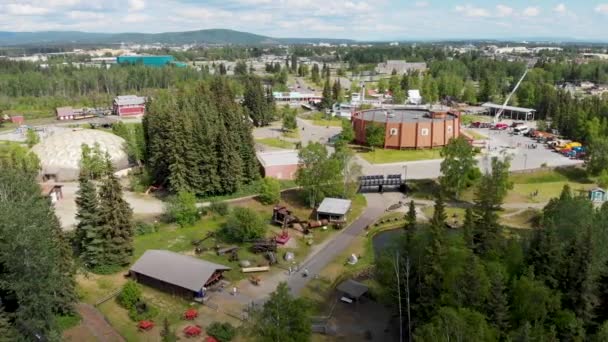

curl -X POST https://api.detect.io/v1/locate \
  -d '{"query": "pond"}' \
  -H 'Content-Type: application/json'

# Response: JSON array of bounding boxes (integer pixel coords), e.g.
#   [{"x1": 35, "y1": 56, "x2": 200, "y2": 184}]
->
[{"x1": 372, "y1": 228, "x2": 404, "y2": 257}]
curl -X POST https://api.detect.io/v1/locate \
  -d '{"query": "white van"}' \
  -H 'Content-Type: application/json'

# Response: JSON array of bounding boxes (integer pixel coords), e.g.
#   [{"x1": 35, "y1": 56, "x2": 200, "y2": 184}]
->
[{"x1": 513, "y1": 125, "x2": 530, "y2": 135}]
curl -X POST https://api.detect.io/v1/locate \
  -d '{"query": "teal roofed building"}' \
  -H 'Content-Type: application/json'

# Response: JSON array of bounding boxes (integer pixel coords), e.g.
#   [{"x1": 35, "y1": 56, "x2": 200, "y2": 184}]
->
[{"x1": 117, "y1": 55, "x2": 185, "y2": 68}]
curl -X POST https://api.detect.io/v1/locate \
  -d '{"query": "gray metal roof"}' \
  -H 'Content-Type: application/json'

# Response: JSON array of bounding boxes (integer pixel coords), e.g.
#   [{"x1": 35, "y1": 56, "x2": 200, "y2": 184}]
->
[
  {"x1": 130, "y1": 250, "x2": 230, "y2": 292},
  {"x1": 356, "y1": 107, "x2": 457, "y2": 124},
  {"x1": 337, "y1": 279, "x2": 368, "y2": 298},
  {"x1": 317, "y1": 198, "x2": 352, "y2": 216},
  {"x1": 114, "y1": 95, "x2": 146, "y2": 106},
  {"x1": 256, "y1": 150, "x2": 300, "y2": 167},
  {"x1": 481, "y1": 102, "x2": 536, "y2": 113}
]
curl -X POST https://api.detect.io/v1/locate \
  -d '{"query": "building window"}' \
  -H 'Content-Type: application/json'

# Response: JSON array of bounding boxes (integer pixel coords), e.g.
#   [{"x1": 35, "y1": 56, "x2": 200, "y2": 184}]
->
[
  {"x1": 447, "y1": 126, "x2": 453, "y2": 133},
  {"x1": 421, "y1": 128, "x2": 429, "y2": 136},
  {"x1": 390, "y1": 128, "x2": 398, "y2": 136}
]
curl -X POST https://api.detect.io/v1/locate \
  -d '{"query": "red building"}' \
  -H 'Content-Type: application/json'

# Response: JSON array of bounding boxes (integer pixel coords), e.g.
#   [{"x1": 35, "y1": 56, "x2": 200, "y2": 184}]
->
[
  {"x1": 352, "y1": 107, "x2": 460, "y2": 149},
  {"x1": 256, "y1": 150, "x2": 300, "y2": 180},
  {"x1": 113, "y1": 95, "x2": 146, "y2": 117}
]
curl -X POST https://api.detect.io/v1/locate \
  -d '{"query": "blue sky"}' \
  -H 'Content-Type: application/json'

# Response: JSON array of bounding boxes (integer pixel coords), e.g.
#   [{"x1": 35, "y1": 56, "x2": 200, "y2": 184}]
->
[{"x1": 1, "y1": 0, "x2": 607, "y2": 41}]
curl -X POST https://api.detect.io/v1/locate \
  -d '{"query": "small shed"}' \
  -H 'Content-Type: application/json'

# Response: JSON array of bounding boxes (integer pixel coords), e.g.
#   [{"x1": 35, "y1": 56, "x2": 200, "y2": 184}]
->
[
  {"x1": 589, "y1": 188, "x2": 607, "y2": 203},
  {"x1": 130, "y1": 250, "x2": 230, "y2": 298},
  {"x1": 316, "y1": 198, "x2": 352, "y2": 222},
  {"x1": 337, "y1": 279, "x2": 369, "y2": 301}
]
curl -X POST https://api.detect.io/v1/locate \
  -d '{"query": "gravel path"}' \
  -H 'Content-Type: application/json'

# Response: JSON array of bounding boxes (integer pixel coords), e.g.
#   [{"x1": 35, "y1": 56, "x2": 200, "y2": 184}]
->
[{"x1": 74, "y1": 303, "x2": 125, "y2": 342}]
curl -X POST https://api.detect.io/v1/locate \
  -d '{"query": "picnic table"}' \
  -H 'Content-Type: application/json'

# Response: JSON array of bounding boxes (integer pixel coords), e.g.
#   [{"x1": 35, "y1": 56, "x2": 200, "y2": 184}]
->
[
  {"x1": 138, "y1": 320, "x2": 154, "y2": 331},
  {"x1": 183, "y1": 325, "x2": 202, "y2": 337},
  {"x1": 183, "y1": 308, "x2": 198, "y2": 320}
]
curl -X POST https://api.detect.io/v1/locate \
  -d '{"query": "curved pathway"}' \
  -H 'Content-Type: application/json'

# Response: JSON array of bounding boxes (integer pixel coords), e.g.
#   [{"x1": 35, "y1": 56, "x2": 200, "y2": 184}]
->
[{"x1": 73, "y1": 303, "x2": 124, "y2": 342}]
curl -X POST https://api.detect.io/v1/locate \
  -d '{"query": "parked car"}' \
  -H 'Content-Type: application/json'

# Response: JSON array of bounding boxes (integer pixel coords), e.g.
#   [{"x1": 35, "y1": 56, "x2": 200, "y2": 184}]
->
[
  {"x1": 493, "y1": 123, "x2": 509, "y2": 130},
  {"x1": 513, "y1": 125, "x2": 530, "y2": 135}
]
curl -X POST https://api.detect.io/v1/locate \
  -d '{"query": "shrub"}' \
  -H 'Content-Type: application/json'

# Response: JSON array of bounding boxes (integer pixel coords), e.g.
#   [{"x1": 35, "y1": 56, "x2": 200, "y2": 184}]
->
[
  {"x1": 165, "y1": 191, "x2": 200, "y2": 227},
  {"x1": 207, "y1": 322, "x2": 237, "y2": 342},
  {"x1": 209, "y1": 201, "x2": 230, "y2": 216},
  {"x1": 55, "y1": 313, "x2": 81, "y2": 332},
  {"x1": 117, "y1": 280, "x2": 142, "y2": 310},
  {"x1": 128, "y1": 301, "x2": 159, "y2": 321},
  {"x1": 134, "y1": 221, "x2": 160, "y2": 236},
  {"x1": 599, "y1": 169, "x2": 608, "y2": 189},
  {"x1": 258, "y1": 177, "x2": 281, "y2": 205},
  {"x1": 91, "y1": 264, "x2": 123, "y2": 275},
  {"x1": 220, "y1": 207, "x2": 266, "y2": 243}
]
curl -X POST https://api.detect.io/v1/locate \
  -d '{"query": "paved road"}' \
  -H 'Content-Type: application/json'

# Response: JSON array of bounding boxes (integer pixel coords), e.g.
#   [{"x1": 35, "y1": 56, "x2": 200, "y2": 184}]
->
[
  {"x1": 287, "y1": 192, "x2": 390, "y2": 295},
  {"x1": 359, "y1": 127, "x2": 583, "y2": 179}
]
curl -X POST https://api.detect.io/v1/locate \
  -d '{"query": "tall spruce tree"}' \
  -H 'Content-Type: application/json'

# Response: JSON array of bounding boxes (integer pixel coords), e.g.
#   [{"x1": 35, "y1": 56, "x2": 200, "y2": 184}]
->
[
  {"x1": 486, "y1": 267, "x2": 511, "y2": 334},
  {"x1": 595, "y1": 257, "x2": 608, "y2": 325},
  {"x1": 527, "y1": 221, "x2": 562, "y2": 289},
  {"x1": 75, "y1": 171, "x2": 102, "y2": 266},
  {"x1": 97, "y1": 157, "x2": 134, "y2": 267},
  {"x1": 0, "y1": 169, "x2": 76, "y2": 339},
  {"x1": 463, "y1": 207, "x2": 475, "y2": 250},
  {"x1": 321, "y1": 77, "x2": 333, "y2": 109},
  {"x1": 418, "y1": 194, "x2": 447, "y2": 321},
  {"x1": 0, "y1": 305, "x2": 17, "y2": 341}
]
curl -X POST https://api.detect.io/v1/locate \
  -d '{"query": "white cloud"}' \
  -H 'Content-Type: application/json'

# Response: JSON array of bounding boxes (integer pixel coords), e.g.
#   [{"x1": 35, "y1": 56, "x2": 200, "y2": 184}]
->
[
  {"x1": 68, "y1": 11, "x2": 105, "y2": 20},
  {"x1": 123, "y1": 13, "x2": 150, "y2": 23},
  {"x1": 596, "y1": 4, "x2": 608, "y2": 14},
  {"x1": 455, "y1": 4, "x2": 489, "y2": 17},
  {"x1": 496, "y1": 4, "x2": 513, "y2": 17},
  {"x1": 128, "y1": 0, "x2": 145, "y2": 11},
  {"x1": 522, "y1": 7, "x2": 540, "y2": 17},
  {"x1": 554, "y1": 3, "x2": 567, "y2": 14},
  {"x1": 5, "y1": 3, "x2": 51, "y2": 16},
  {"x1": 414, "y1": 1, "x2": 429, "y2": 8}
]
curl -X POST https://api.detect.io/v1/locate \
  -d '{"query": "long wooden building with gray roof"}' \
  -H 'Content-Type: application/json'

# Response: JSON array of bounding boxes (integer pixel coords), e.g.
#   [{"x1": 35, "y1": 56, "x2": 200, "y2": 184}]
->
[{"x1": 130, "y1": 250, "x2": 230, "y2": 298}]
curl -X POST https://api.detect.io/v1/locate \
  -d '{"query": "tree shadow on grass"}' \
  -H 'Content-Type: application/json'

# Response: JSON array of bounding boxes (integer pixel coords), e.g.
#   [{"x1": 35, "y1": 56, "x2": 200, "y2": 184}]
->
[{"x1": 554, "y1": 166, "x2": 594, "y2": 184}]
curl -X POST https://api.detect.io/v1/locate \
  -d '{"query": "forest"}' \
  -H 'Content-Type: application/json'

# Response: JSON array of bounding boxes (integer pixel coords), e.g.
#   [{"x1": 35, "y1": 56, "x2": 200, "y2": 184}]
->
[
  {"x1": 376, "y1": 156, "x2": 608, "y2": 341},
  {"x1": 143, "y1": 77, "x2": 260, "y2": 196}
]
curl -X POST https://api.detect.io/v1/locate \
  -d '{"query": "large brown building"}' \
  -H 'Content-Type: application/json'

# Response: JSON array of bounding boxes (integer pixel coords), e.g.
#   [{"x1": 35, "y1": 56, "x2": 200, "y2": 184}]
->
[{"x1": 352, "y1": 107, "x2": 460, "y2": 149}]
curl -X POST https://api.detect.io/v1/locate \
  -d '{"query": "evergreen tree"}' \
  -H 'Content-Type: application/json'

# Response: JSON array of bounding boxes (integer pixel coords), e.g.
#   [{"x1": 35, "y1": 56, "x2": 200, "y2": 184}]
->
[
  {"x1": 97, "y1": 157, "x2": 134, "y2": 267},
  {"x1": 74, "y1": 171, "x2": 103, "y2": 268},
  {"x1": 486, "y1": 267, "x2": 511, "y2": 334},
  {"x1": 527, "y1": 222, "x2": 562, "y2": 289},
  {"x1": 561, "y1": 227, "x2": 596, "y2": 325},
  {"x1": 596, "y1": 258, "x2": 608, "y2": 325},
  {"x1": 418, "y1": 194, "x2": 447, "y2": 321},
  {"x1": 311, "y1": 64, "x2": 320, "y2": 83},
  {"x1": 0, "y1": 169, "x2": 76, "y2": 339},
  {"x1": 332, "y1": 79, "x2": 343, "y2": 103},
  {"x1": 321, "y1": 77, "x2": 332, "y2": 109},
  {"x1": 291, "y1": 54, "x2": 297, "y2": 73},
  {"x1": 440, "y1": 136, "x2": 478, "y2": 199},
  {"x1": 457, "y1": 253, "x2": 487, "y2": 310},
  {"x1": 243, "y1": 76, "x2": 272, "y2": 126},
  {"x1": 0, "y1": 305, "x2": 17, "y2": 341},
  {"x1": 463, "y1": 207, "x2": 475, "y2": 250}
]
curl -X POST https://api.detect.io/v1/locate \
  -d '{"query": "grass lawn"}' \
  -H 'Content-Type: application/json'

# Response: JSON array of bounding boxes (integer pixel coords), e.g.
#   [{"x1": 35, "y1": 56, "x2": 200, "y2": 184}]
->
[
  {"x1": 407, "y1": 179, "x2": 441, "y2": 200},
  {"x1": 301, "y1": 111, "x2": 344, "y2": 127},
  {"x1": 357, "y1": 147, "x2": 443, "y2": 164},
  {"x1": 282, "y1": 129, "x2": 300, "y2": 139},
  {"x1": 422, "y1": 206, "x2": 467, "y2": 226},
  {"x1": 312, "y1": 119, "x2": 343, "y2": 127},
  {"x1": 460, "y1": 114, "x2": 492, "y2": 126},
  {"x1": 255, "y1": 137, "x2": 296, "y2": 149},
  {"x1": 506, "y1": 168, "x2": 595, "y2": 204}
]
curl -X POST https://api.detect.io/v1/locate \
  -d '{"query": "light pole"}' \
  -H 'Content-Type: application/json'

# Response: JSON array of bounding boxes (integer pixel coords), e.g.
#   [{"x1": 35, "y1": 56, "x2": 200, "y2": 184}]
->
[{"x1": 523, "y1": 153, "x2": 528, "y2": 170}]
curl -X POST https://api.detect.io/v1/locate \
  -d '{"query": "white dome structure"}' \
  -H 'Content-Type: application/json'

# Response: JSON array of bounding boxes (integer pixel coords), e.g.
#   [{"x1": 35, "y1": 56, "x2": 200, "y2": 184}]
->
[{"x1": 32, "y1": 129, "x2": 129, "y2": 181}]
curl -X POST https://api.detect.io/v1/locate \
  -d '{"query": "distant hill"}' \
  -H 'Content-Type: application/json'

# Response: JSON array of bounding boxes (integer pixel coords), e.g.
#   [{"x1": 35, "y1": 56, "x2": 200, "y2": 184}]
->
[{"x1": 0, "y1": 29, "x2": 282, "y2": 46}]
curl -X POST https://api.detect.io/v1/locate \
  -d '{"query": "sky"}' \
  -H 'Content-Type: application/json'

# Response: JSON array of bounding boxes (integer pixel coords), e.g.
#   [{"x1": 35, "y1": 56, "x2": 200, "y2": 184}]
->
[{"x1": 0, "y1": 0, "x2": 608, "y2": 41}]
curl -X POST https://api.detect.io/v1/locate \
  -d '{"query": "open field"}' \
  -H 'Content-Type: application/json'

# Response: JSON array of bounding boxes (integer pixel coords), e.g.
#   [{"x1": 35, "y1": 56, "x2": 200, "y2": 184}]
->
[
  {"x1": 282, "y1": 129, "x2": 300, "y2": 139},
  {"x1": 357, "y1": 147, "x2": 443, "y2": 164},
  {"x1": 255, "y1": 137, "x2": 296, "y2": 149},
  {"x1": 301, "y1": 111, "x2": 344, "y2": 127}
]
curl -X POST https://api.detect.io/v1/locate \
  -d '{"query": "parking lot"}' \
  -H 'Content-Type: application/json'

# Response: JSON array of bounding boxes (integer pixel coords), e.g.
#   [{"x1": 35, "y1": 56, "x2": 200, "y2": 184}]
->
[{"x1": 360, "y1": 122, "x2": 583, "y2": 180}]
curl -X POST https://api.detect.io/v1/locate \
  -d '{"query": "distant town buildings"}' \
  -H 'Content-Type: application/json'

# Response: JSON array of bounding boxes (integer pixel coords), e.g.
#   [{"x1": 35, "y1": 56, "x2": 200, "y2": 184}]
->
[
  {"x1": 116, "y1": 55, "x2": 186, "y2": 67},
  {"x1": 375, "y1": 60, "x2": 427, "y2": 75}
]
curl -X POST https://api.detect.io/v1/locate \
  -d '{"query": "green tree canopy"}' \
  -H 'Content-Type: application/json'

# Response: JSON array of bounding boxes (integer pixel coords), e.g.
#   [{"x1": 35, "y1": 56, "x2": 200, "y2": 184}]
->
[
  {"x1": 439, "y1": 136, "x2": 479, "y2": 199},
  {"x1": 220, "y1": 207, "x2": 266, "y2": 242},
  {"x1": 250, "y1": 282, "x2": 312, "y2": 342}
]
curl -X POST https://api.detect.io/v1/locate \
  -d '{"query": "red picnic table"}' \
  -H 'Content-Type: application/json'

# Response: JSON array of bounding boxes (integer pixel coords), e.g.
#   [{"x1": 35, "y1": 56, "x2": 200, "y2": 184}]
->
[
  {"x1": 138, "y1": 320, "x2": 154, "y2": 331},
  {"x1": 183, "y1": 325, "x2": 202, "y2": 337},
  {"x1": 205, "y1": 336, "x2": 218, "y2": 342},
  {"x1": 183, "y1": 308, "x2": 198, "y2": 320}
]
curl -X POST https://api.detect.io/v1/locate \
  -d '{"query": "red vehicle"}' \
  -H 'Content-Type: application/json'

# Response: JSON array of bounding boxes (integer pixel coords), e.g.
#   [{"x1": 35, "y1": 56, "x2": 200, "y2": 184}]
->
[{"x1": 493, "y1": 123, "x2": 509, "y2": 130}]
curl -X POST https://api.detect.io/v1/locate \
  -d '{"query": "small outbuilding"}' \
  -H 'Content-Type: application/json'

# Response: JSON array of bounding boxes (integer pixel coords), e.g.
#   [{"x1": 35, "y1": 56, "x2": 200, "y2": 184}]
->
[
  {"x1": 256, "y1": 150, "x2": 300, "y2": 180},
  {"x1": 589, "y1": 188, "x2": 607, "y2": 203},
  {"x1": 337, "y1": 279, "x2": 369, "y2": 301},
  {"x1": 130, "y1": 250, "x2": 230, "y2": 299},
  {"x1": 316, "y1": 198, "x2": 352, "y2": 222}
]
